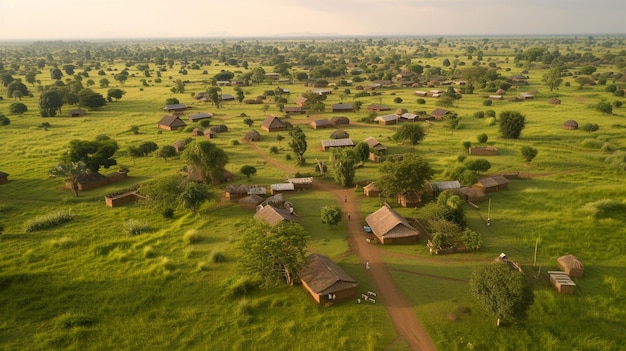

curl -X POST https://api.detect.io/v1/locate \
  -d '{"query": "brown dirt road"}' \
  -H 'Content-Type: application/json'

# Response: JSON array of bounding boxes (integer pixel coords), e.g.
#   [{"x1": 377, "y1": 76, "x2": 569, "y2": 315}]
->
[{"x1": 248, "y1": 142, "x2": 437, "y2": 351}]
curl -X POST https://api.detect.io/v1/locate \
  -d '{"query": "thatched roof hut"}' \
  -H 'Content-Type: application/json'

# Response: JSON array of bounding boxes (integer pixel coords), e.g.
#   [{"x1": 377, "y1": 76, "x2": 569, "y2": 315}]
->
[
  {"x1": 261, "y1": 115, "x2": 287, "y2": 132},
  {"x1": 191, "y1": 127, "x2": 204, "y2": 136},
  {"x1": 460, "y1": 187, "x2": 486, "y2": 202},
  {"x1": 173, "y1": 140, "x2": 186, "y2": 153},
  {"x1": 210, "y1": 124, "x2": 228, "y2": 133},
  {"x1": 244, "y1": 129, "x2": 261, "y2": 142},
  {"x1": 562, "y1": 120, "x2": 578, "y2": 130},
  {"x1": 397, "y1": 191, "x2": 422, "y2": 208},
  {"x1": 330, "y1": 130, "x2": 350, "y2": 139},
  {"x1": 548, "y1": 98, "x2": 561, "y2": 105},
  {"x1": 225, "y1": 184, "x2": 249, "y2": 200},
  {"x1": 363, "y1": 182, "x2": 380, "y2": 197},
  {"x1": 365, "y1": 204, "x2": 420, "y2": 244},
  {"x1": 330, "y1": 116, "x2": 350, "y2": 125},
  {"x1": 253, "y1": 205, "x2": 298, "y2": 227},
  {"x1": 300, "y1": 254, "x2": 358, "y2": 304},
  {"x1": 239, "y1": 194, "x2": 264, "y2": 210},
  {"x1": 310, "y1": 119, "x2": 334, "y2": 129},
  {"x1": 557, "y1": 255, "x2": 584, "y2": 278}
]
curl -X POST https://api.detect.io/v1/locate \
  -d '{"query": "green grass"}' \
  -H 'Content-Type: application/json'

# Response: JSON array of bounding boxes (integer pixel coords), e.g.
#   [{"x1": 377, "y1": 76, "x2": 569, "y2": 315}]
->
[{"x1": 1, "y1": 36, "x2": 626, "y2": 350}]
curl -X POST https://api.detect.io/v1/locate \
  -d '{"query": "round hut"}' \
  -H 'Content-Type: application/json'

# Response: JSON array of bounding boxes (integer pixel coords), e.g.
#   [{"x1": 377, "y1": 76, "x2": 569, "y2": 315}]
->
[
  {"x1": 549, "y1": 98, "x2": 561, "y2": 105},
  {"x1": 191, "y1": 127, "x2": 204, "y2": 136},
  {"x1": 557, "y1": 254, "x2": 584, "y2": 278},
  {"x1": 244, "y1": 129, "x2": 261, "y2": 142},
  {"x1": 173, "y1": 140, "x2": 186, "y2": 153},
  {"x1": 562, "y1": 120, "x2": 578, "y2": 130},
  {"x1": 330, "y1": 130, "x2": 350, "y2": 139},
  {"x1": 210, "y1": 124, "x2": 228, "y2": 134}
]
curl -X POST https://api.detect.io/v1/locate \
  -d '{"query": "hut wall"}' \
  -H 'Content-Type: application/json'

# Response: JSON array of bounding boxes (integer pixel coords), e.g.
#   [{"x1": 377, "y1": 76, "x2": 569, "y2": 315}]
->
[
  {"x1": 105, "y1": 192, "x2": 141, "y2": 208},
  {"x1": 383, "y1": 236, "x2": 418, "y2": 245}
]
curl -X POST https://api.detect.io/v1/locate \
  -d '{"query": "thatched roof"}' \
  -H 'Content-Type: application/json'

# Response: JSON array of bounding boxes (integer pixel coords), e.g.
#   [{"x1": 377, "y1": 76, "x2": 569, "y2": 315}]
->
[
  {"x1": 364, "y1": 137, "x2": 386, "y2": 151},
  {"x1": 363, "y1": 182, "x2": 380, "y2": 192},
  {"x1": 244, "y1": 129, "x2": 261, "y2": 141},
  {"x1": 188, "y1": 112, "x2": 213, "y2": 121},
  {"x1": 330, "y1": 130, "x2": 350, "y2": 139},
  {"x1": 365, "y1": 204, "x2": 419, "y2": 240},
  {"x1": 158, "y1": 115, "x2": 187, "y2": 128},
  {"x1": 562, "y1": 120, "x2": 578, "y2": 130},
  {"x1": 549, "y1": 98, "x2": 561, "y2": 105},
  {"x1": 253, "y1": 205, "x2": 298, "y2": 226},
  {"x1": 321, "y1": 138, "x2": 354, "y2": 149},
  {"x1": 191, "y1": 128, "x2": 204, "y2": 136},
  {"x1": 261, "y1": 115, "x2": 286, "y2": 131},
  {"x1": 477, "y1": 176, "x2": 509, "y2": 188},
  {"x1": 557, "y1": 254, "x2": 584, "y2": 278},
  {"x1": 239, "y1": 194, "x2": 264, "y2": 207},
  {"x1": 310, "y1": 119, "x2": 334, "y2": 129},
  {"x1": 225, "y1": 184, "x2": 249, "y2": 194},
  {"x1": 300, "y1": 254, "x2": 358, "y2": 295},
  {"x1": 210, "y1": 124, "x2": 228, "y2": 133},
  {"x1": 330, "y1": 116, "x2": 350, "y2": 125}
]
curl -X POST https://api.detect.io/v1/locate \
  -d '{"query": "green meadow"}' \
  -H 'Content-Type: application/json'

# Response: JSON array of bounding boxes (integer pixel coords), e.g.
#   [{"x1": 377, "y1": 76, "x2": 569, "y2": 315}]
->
[{"x1": 1, "y1": 36, "x2": 625, "y2": 350}]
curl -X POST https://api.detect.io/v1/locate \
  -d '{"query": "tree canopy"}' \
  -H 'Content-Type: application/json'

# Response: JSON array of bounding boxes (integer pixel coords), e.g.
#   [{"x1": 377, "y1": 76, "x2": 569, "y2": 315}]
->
[
  {"x1": 499, "y1": 111, "x2": 526, "y2": 139},
  {"x1": 182, "y1": 140, "x2": 228, "y2": 185},
  {"x1": 469, "y1": 263, "x2": 534, "y2": 327},
  {"x1": 330, "y1": 148, "x2": 356, "y2": 187},
  {"x1": 66, "y1": 137, "x2": 119, "y2": 173},
  {"x1": 378, "y1": 153, "x2": 435, "y2": 197},
  {"x1": 394, "y1": 123, "x2": 426, "y2": 149},
  {"x1": 288, "y1": 126, "x2": 307, "y2": 166},
  {"x1": 238, "y1": 220, "x2": 308, "y2": 287},
  {"x1": 48, "y1": 161, "x2": 89, "y2": 197}
]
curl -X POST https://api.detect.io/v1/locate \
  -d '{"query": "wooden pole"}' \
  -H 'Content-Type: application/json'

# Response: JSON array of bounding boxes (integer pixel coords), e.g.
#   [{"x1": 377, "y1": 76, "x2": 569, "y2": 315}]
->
[
  {"x1": 534, "y1": 237, "x2": 539, "y2": 266},
  {"x1": 487, "y1": 198, "x2": 491, "y2": 226}
]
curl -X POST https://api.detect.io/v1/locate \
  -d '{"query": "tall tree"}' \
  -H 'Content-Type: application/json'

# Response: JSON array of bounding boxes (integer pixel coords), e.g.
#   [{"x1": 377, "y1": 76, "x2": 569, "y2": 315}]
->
[
  {"x1": 238, "y1": 220, "x2": 308, "y2": 287},
  {"x1": 353, "y1": 141, "x2": 370, "y2": 163},
  {"x1": 182, "y1": 140, "x2": 228, "y2": 185},
  {"x1": 240, "y1": 165, "x2": 257, "y2": 179},
  {"x1": 394, "y1": 123, "x2": 426, "y2": 150},
  {"x1": 542, "y1": 65, "x2": 563, "y2": 92},
  {"x1": 378, "y1": 153, "x2": 435, "y2": 197},
  {"x1": 178, "y1": 181, "x2": 211, "y2": 212},
  {"x1": 499, "y1": 111, "x2": 526, "y2": 139},
  {"x1": 39, "y1": 90, "x2": 64, "y2": 117},
  {"x1": 78, "y1": 88, "x2": 107, "y2": 110},
  {"x1": 67, "y1": 137, "x2": 119, "y2": 173},
  {"x1": 520, "y1": 146, "x2": 538, "y2": 164},
  {"x1": 288, "y1": 126, "x2": 307, "y2": 166},
  {"x1": 48, "y1": 161, "x2": 90, "y2": 197},
  {"x1": 330, "y1": 148, "x2": 356, "y2": 187},
  {"x1": 320, "y1": 205, "x2": 342, "y2": 226},
  {"x1": 469, "y1": 263, "x2": 534, "y2": 327}
]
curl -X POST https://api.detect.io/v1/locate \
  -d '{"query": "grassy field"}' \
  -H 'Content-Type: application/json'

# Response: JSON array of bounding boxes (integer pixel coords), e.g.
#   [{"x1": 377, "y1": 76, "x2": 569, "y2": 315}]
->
[{"x1": 1, "y1": 36, "x2": 625, "y2": 350}]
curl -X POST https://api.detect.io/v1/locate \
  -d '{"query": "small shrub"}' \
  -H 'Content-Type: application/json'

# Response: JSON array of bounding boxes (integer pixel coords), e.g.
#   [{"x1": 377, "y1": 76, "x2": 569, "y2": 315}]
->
[
  {"x1": 473, "y1": 111, "x2": 485, "y2": 118},
  {"x1": 223, "y1": 276, "x2": 259, "y2": 298},
  {"x1": 183, "y1": 229, "x2": 202, "y2": 244},
  {"x1": 143, "y1": 245, "x2": 156, "y2": 258},
  {"x1": 484, "y1": 117, "x2": 496, "y2": 126},
  {"x1": 269, "y1": 146, "x2": 279, "y2": 154},
  {"x1": 285, "y1": 154, "x2": 292, "y2": 161},
  {"x1": 580, "y1": 138, "x2": 603, "y2": 149},
  {"x1": 56, "y1": 312, "x2": 96, "y2": 329},
  {"x1": 230, "y1": 139, "x2": 240, "y2": 146},
  {"x1": 24, "y1": 210, "x2": 74, "y2": 232},
  {"x1": 485, "y1": 110, "x2": 496, "y2": 117},
  {"x1": 416, "y1": 98, "x2": 426, "y2": 104},
  {"x1": 161, "y1": 208, "x2": 175, "y2": 218},
  {"x1": 457, "y1": 155, "x2": 467, "y2": 163},
  {"x1": 200, "y1": 119, "x2": 211, "y2": 128},
  {"x1": 239, "y1": 112, "x2": 247, "y2": 117},
  {"x1": 482, "y1": 100, "x2": 492, "y2": 106},
  {"x1": 210, "y1": 250, "x2": 226, "y2": 263},
  {"x1": 124, "y1": 219, "x2": 150, "y2": 237}
]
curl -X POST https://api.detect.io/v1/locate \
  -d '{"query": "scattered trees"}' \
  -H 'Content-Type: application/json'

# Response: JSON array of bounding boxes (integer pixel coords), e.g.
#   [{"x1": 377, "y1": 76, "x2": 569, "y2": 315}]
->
[
  {"x1": 9, "y1": 102, "x2": 28, "y2": 115},
  {"x1": 238, "y1": 220, "x2": 308, "y2": 287},
  {"x1": 182, "y1": 140, "x2": 228, "y2": 185},
  {"x1": 157, "y1": 145, "x2": 177, "y2": 160},
  {"x1": 393, "y1": 123, "x2": 426, "y2": 150},
  {"x1": 542, "y1": 65, "x2": 563, "y2": 91},
  {"x1": 107, "y1": 88, "x2": 126, "y2": 101},
  {"x1": 520, "y1": 146, "x2": 538, "y2": 164},
  {"x1": 378, "y1": 154, "x2": 434, "y2": 197},
  {"x1": 240, "y1": 165, "x2": 257, "y2": 179},
  {"x1": 330, "y1": 148, "x2": 356, "y2": 187},
  {"x1": 581, "y1": 123, "x2": 599, "y2": 133},
  {"x1": 39, "y1": 90, "x2": 64, "y2": 116},
  {"x1": 288, "y1": 126, "x2": 307, "y2": 166},
  {"x1": 66, "y1": 137, "x2": 119, "y2": 173},
  {"x1": 499, "y1": 111, "x2": 526, "y2": 139},
  {"x1": 78, "y1": 88, "x2": 107, "y2": 110},
  {"x1": 48, "y1": 161, "x2": 90, "y2": 197},
  {"x1": 320, "y1": 205, "x2": 342, "y2": 226},
  {"x1": 595, "y1": 101, "x2": 613, "y2": 115},
  {"x1": 469, "y1": 263, "x2": 534, "y2": 327}
]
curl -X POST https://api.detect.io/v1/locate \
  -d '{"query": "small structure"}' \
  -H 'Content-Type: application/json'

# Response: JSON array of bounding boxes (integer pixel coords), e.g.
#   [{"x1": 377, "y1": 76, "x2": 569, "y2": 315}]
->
[
  {"x1": 330, "y1": 130, "x2": 349, "y2": 140},
  {"x1": 367, "y1": 103, "x2": 391, "y2": 112},
  {"x1": 310, "y1": 119, "x2": 334, "y2": 129},
  {"x1": 469, "y1": 146, "x2": 498, "y2": 156},
  {"x1": 365, "y1": 204, "x2": 420, "y2": 244},
  {"x1": 562, "y1": 120, "x2": 579, "y2": 130},
  {"x1": 221, "y1": 94, "x2": 235, "y2": 101},
  {"x1": 300, "y1": 254, "x2": 358, "y2": 305},
  {"x1": 332, "y1": 103, "x2": 353, "y2": 113},
  {"x1": 430, "y1": 108, "x2": 452, "y2": 120},
  {"x1": 429, "y1": 180, "x2": 461, "y2": 197},
  {"x1": 0, "y1": 171, "x2": 9, "y2": 184},
  {"x1": 548, "y1": 271, "x2": 576, "y2": 294},
  {"x1": 191, "y1": 128, "x2": 204, "y2": 136},
  {"x1": 363, "y1": 182, "x2": 380, "y2": 197},
  {"x1": 557, "y1": 255, "x2": 584, "y2": 278},
  {"x1": 224, "y1": 184, "x2": 249, "y2": 200},
  {"x1": 330, "y1": 116, "x2": 350, "y2": 126},
  {"x1": 173, "y1": 140, "x2": 187, "y2": 153},
  {"x1": 239, "y1": 194, "x2": 264, "y2": 210},
  {"x1": 105, "y1": 190, "x2": 144, "y2": 208},
  {"x1": 247, "y1": 186, "x2": 267, "y2": 196},
  {"x1": 488, "y1": 95, "x2": 503, "y2": 100},
  {"x1": 157, "y1": 115, "x2": 187, "y2": 131},
  {"x1": 475, "y1": 176, "x2": 509, "y2": 193},
  {"x1": 284, "y1": 106, "x2": 305, "y2": 115},
  {"x1": 287, "y1": 177, "x2": 313, "y2": 190},
  {"x1": 204, "y1": 130, "x2": 216, "y2": 139},
  {"x1": 519, "y1": 93, "x2": 534, "y2": 100},
  {"x1": 400, "y1": 113, "x2": 418, "y2": 122},
  {"x1": 209, "y1": 124, "x2": 228, "y2": 134},
  {"x1": 549, "y1": 98, "x2": 561, "y2": 105},
  {"x1": 374, "y1": 114, "x2": 398, "y2": 125},
  {"x1": 295, "y1": 96, "x2": 307, "y2": 107},
  {"x1": 68, "y1": 109, "x2": 86, "y2": 117},
  {"x1": 67, "y1": 172, "x2": 108, "y2": 191},
  {"x1": 270, "y1": 182, "x2": 295, "y2": 195},
  {"x1": 244, "y1": 129, "x2": 261, "y2": 142},
  {"x1": 253, "y1": 205, "x2": 298, "y2": 227},
  {"x1": 163, "y1": 104, "x2": 187, "y2": 112},
  {"x1": 397, "y1": 191, "x2": 422, "y2": 208},
  {"x1": 261, "y1": 115, "x2": 287, "y2": 132},
  {"x1": 364, "y1": 137, "x2": 386, "y2": 152},
  {"x1": 459, "y1": 187, "x2": 486, "y2": 202},
  {"x1": 188, "y1": 112, "x2": 212, "y2": 122},
  {"x1": 321, "y1": 138, "x2": 354, "y2": 151}
]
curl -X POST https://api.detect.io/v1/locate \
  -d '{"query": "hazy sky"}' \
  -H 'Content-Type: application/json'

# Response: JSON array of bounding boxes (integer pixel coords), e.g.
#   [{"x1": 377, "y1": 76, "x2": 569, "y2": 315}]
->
[{"x1": 1, "y1": 0, "x2": 624, "y2": 40}]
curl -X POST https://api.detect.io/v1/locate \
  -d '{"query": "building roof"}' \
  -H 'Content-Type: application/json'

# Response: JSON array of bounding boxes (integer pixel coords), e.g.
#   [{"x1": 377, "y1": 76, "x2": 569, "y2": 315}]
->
[
  {"x1": 365, "y1": 204, "x2": 419, "y2": 240},
  {"x1": 158, "y1": 115, "x2": 187, "y2": 128},
  {"x1": 367, "y1": 103, "x2": 391, "y2": 111},
  {"x1": 261, "y1": 115, "x2": 286, "y2": 130},
  {"x1": 363, "y1": 137, "x2": 386, "y2": 151},
  {"x1": 300, "y1": 254, "x2": 358, "y2": 295},
  {"x1": 310, "y1": 119, "x2": 334, "y2": 128},
  {"x1": 400, "y1": 113, "x2": 418, "y2": 121},
  {"x1": 374, "y1": 114, "x2": 398, "y2": 122},
  {"x1": 188, "y1": 112, "x2": 213, "y2": 121},
  {"x1": 363, "y1": 182, "x2": 380, "y2": 192},
  {"x1": 332, "y1": 103, "x2": 353, "y2": 110},
  {"x1": 239, "y1": 194, "x2": 264, "y2": 206},
  {"x1": 478, "y1": 175, "x2": 509, "y2": 187},
  {"x1": 163, "y1": 104, "x2": 187, "y2": 111},
  {"x1": 253, "y1": 205, "x2": 298, "y2": 227},
  {"x1": 287, "y1": 177, "x2": 313, "y2": 185},
  {"x1": 270, "y1": 183, "x2": 295, "y2": 192},
  {"x1": 321, "y1": 138, "x2": 354, "y2": 149},
  {"x1": 429, "y1": 180, "x2": 461, "y2": 191},
  {"x1": 221, "y1": 94, "x2": 235, "y2": 100},
  {"x1": 430, "y1": 108, "x2": 451, "y2": 118}
]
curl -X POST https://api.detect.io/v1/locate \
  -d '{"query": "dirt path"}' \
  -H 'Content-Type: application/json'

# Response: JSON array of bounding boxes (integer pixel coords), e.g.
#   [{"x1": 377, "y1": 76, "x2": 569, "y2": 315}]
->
[{"x1": 248, "y1": 142, "x2": 437, "y2": 351}]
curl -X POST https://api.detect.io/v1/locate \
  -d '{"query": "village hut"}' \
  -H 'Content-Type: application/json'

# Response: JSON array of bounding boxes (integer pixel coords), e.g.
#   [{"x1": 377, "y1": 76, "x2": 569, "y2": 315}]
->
[
  {"x1": 374, "y1": 114, "x2": 398, "y2": 125},
  {"x1": 365, "y1": 204, "x2": 420, "y2": 244},
  {"x1": 331, "y1": 103, "x2": 353, "y2": 113},
  {"x1": 261, "y1": 115, "x2": 287, "y2": 132},
  {"x1": 260, "y1": 193, "x2": 284, "y2": 208},
  {"x1": 191, "y1": 127, "x2": 204, "y2": 136},
  {"x1": 428, "y1": 180, "x2": 461, "y2": 197},
  {"x1": 204, "y1": 130, "x2": 216, "y2": 139},
  {"x1": 430, "y1": 108, "x2": 452, "y2": 121},
  {"x1": 364, "y1": 137, "x2": 386, "y2": 152},
  {"x1": 397, "y1": 191, "x2": 422, "y2": 208},
  {"x1": 0, "y1": 171, "x2": 8, "y2": 184},
  {"x1": 270, "y1": 182, "x2": 295, "y2": 195},
  {"x1": 157, "y1": 115, "x2": 187, "y2": 131},
  {"x1": 163, "y1": 104, "x2": 188, "y2": 112},
  {"x1": 459, "y1": 187, "x2": 486, "y2": 202},
  {"x1": 495, "y1": 88, "x2": 506, "y2": 95},
  {"x1": 67, "y1": 173, "x2": 108, "y2": 191},
  {"x1": 224, "y1": 184, "x2": 249, "y2": 200},
  {"x1": 548, "y1": 271, "x2": 576, "y2": 294},
  {"x1": 367, "y1": 103, "x2": 391, "y2": 112},
  {"x1": 68, "y1": 109, "x2": 86, "y2": 117},
  {"x1": 474, "y1": 176, "x2": 509, "y2": 193},
  {"x1": 244, "y1": 129, "x2": 261, "y2": 142},
  {"x1": 330, "y1": 130, "x2": 350, "y2": 139},
  {"x1": 173, "y1": 140, "x2": 186, "y2": 153},
  {"x1": 310, "y1": 119, "x2": 334, "y2": 129},
  {"x1": 239, "y1": 194, "x2": 264, "y2": 210},
  {"x1": 469, "y1": 146, "x2": 498, "y2": 156},
  {"x1": 549, "y1": 98, "x2": 562, "y2": 105},
  {"x1": 287, "y1": 177, "x2": 313, "y2": 191},
  {"x1": 300, "y1": 254, "x2": 358, "y2": 304},
  {"x1": 284, "y1": 106, "x2": 305, "y2": 115},
  {"x1": 253, "y1": 205, "x2": 298, "y2": 227},
  {"x1": 210, "y1": 124, "x2": 228, "y2": 134},
  {"x1": 330, "y1": 116, "x2": 350, "y2": 126},
  {"x1": 363, "y1": 182, "x2": 380, "y2": 197},
  {"x1": 188, "y1": 112, "x2": 212, "y2": 122},
  {"x1": 557, "y1": 255, "x2": 584, "y2": 278},
  {"x1": 321, "y1": 138, "x2": 354, "y2": 151},
  {"x1": 562, "y1": 120, "x2": 578, "y2": 130}
]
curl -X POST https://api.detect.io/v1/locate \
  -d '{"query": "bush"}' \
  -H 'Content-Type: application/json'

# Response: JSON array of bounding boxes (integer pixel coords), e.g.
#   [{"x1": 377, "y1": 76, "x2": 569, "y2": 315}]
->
[
  {"x1": 0, "y1": 115, "x2": 11, "y2": 126},
  {"x1": 269, "y1": 146, "x2": 279, "y2": 154},
  {"x1": 473, "y1": 111, "x2": 485, "y2": 118},
  {"x1": 482, "y1": 100, "x2": 492, "y2": 106},
  {"x1": 416, "y1": 98, "x2": 426, "y2": 104},
  {"x1": 200, "y1": 119, "x2": 211, "y2": 128},
  {"x1": 485, "y1": 110, "x2": 496, "y2": 117},
  {"x1": 161, "y1": 208, "x2": 175, "y2": 218},
  {"x1": 183, "y1": 229, "x2": 202, "y2": 244},
  {"x1": 123, "y1": 219, "x2": 150, "y2": 237},
  {"x1": 230, "y1": 139, "x2": 240, "y2": 146},
  {"x1": 580, "y1": 138, "x2": 603, "y2": 149},
  {"x1": 223, "y1": 276, "x2": 259, "y2": 299},
  {"x1": 210, "y1": 250, "x2": 226, "y2": 263},
  {"x1": 484, "y1": 117, "x2": 496, "y2": 126},
  {"x1": 24, "y1": 210, "x2": 74, "y2": 232},
  {"x1": 285, "y1": 154, "x2": 292, "y2": 160}
]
